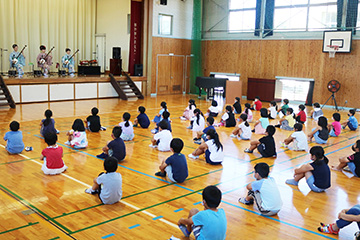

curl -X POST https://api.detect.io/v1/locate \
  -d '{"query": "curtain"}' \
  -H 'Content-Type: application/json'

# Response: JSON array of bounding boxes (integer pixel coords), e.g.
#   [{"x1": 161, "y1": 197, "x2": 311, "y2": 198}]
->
[
  {"x1": 255, "y1": 0, "x2": 274, "y2": 38},
  {"x1": 337, "y1": 0, "x2": 358, "y2": 34},
  {"x1": 0, "y1": 0, "x2": 96, "y2": 72}
]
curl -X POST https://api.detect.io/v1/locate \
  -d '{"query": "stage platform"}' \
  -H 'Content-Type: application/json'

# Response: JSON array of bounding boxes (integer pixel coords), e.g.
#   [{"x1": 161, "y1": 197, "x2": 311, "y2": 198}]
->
[{"x1": 3, "y1": 74, "x2": 147, "y2": 104}]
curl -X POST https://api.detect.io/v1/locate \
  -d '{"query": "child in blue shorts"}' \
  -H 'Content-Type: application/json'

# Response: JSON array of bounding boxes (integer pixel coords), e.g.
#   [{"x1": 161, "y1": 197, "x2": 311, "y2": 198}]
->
[
  {"x1": 332, "y1": 140, "x2": 360, "y2": 177},
  {"x1": 177, "y1": 185, "x2": 227, "y2": 239},
  {"x1": 308, "y1": 116, "x2": 329, "y2": 144},
  {"x1": 4, "y1": 121, "x2": 24, "y2": 154},
  {"x1": 342, "y1": 109, "x2": 358, "y2": 131}
]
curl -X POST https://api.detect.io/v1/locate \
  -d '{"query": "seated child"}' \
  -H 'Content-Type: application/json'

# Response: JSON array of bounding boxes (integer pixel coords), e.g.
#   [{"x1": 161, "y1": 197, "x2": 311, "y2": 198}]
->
[
  {"x1": 242, "y1": 103, "x2": 253, "y2": 122},
  {"x1": 309, "y1": 102, "x2": 324, "y2": 121},
  {"x1": 207, "y1": 100, "x2": 220, "y2": 117},
  {"x1": 188, "y1": 129, "x2": 224, "y2": 165},
  {"x1": 194, "y1": 116, "x2": 215, "y2": 144},
  {"x1": 155, "y1": 138, "x2": 188, "y2": 183},
  {"x1": 65, "y1": 119, "x2": 88, "y2": 149},
  {"x1": 295, "y1": 104, "x2": 307, "y2": 124},
  {"x1": 233, "y1": 97, "x2": 242, "y2": 114},
  {"x1": 342, "y1": 109, "x2": 358, "y2": 131},
  {"x1": 40, "y1": 109, "x2": 58, "y2": 136},
  {"x1": 217, "y1": 105, "x2": 236, "y2": 127},
  {"x1": 329, "y1": 113, "x2": 341, "y2": 137},
  {"x1": 308, "y1": 116, "x2": 329, "y2": 144},
  {"x1": 238, "y1": 163, "x2": 282, "y2": 216},
  {"x1": 177, "y1": 185, "x2": 227, "y2": 239},
  {"x1": 119, "y1": 112, "x2": 134, "y2": 141},
  {"x1": 4, "y1": 121, "x2": 24, "y2": 154},
  {"x1": 153, "y1": 101, "x2": 168, "y2": 124},
  {"x1": 252, "y1": 108, "x2": 269, "y2": 135},
  {"x1": 149, "y1": 120, "x2": 172, "y2": 152},
  {"x1": 250, "y1": 96, "x2": 262, "y2": 111},
  {"x1": 268, "y1": 101, "x2": 278, "y2": 119},
  {"x1": 275, "y1": 108, "x2": 295, "y2": 131},
  {"x1": 40, "y1": 132, "x2": 68, "y2": 175},
  {"x1": 231, "y1": 113, "x2": 252, "y2": 140},
  {"x1": 280, "y1": 123, "x2": 308, "y2": 151},
  {"x1": 85, "y1": 107, "x2": 104, "y2": 132},
  {"x1": 331, "y1": 140, "x2": 360, "y2": 178},
  {"x1": 245, "y1": 125, "x2": 276, "y2": 158},
  {"x1": 85, "y1": 157, "x2": 122, "y2": 205},
  {"x1": 134, "y1": 106, "x2": 150, "y2": 128},
  {"x1": 286, "y1": 146, "x2": 331, "y2": 193},
  {"x1": 317, "y1": 205, "x2": 360, "y2": 237},
  {"x1": 180, "y1": 99, "x2": 196, "y2": 121},
  {"x1": 152, "y1": 111, "x2": 172, "y2": 134},
  {"x1": 277, "y1": 99, "x2": 289, "y2": 117},
  {"x1": 192, "y1": 109, "x2": 205, "y2": 133},
  {"x1": 96, "y1": 126, "x2": 126, "y2": 162}
]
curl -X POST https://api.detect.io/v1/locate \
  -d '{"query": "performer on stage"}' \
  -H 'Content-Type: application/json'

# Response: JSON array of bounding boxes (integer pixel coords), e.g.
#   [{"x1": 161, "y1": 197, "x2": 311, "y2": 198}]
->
[
  {"x1": 9, "y1": 44, "x2": 25, "y2": 78},
  {"x1": 61, "y1": 48, "x2": 75, "y2": 77},
  {"x1": 37, "y1": 45, "x2": 53, "y2": 78}
]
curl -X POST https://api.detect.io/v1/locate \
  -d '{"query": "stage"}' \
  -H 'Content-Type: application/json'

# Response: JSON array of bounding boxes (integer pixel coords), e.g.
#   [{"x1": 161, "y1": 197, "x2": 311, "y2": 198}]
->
[{"x1": 3, "y1": 74, "x2": 147, "y2": 104}]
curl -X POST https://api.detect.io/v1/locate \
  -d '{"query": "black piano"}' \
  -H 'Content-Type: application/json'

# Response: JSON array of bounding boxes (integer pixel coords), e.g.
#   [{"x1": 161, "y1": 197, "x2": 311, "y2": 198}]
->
[{"x1": 195, "y1": 77, "x2": 228, "y2": 99}]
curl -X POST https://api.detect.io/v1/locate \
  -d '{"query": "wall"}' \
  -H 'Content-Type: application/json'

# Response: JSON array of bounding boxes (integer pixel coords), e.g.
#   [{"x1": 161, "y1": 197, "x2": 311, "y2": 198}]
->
[
  {"x1": 202, "y1": 39, "x2": 360, "y2": 108},
  {"x1": 96, "y1": 0, "x2": 130, "y2": 71}
]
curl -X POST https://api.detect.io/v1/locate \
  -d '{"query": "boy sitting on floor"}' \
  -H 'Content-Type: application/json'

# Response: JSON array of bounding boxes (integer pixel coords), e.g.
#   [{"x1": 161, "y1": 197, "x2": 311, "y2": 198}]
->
[
  {"x1": 96, "y1": 126, "x2": 126, "y2": 162},
  {"x1": 244, "y1": 125, "x2": 277, "y2": 158},
  {"x1": 149, "y1": 120, "x2": 172, "y2": 152}
]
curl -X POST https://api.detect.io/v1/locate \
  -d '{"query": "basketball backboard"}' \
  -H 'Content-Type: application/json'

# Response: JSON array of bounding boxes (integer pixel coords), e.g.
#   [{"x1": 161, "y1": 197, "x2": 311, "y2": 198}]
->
[{"x1": 323, "y1": 30, "x2": 352, "y2": 53}]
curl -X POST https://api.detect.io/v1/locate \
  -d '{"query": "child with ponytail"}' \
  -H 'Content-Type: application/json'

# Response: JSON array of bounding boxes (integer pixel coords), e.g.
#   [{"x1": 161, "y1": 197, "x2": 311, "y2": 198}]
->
[
  {"x1": 119, "y1": 112, "x2": 134, "y2": 141},
  {"x1": 40, "y1": 109, "x2": 58, "y2": 136},
  {"x1": 231, "y1": 113, "x2": 252, "y2": 140}
]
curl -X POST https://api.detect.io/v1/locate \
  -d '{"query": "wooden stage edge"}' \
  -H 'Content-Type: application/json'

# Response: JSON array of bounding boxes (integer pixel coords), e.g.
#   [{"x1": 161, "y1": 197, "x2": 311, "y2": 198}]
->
[{"x1": 4, "y1": 75, "x2": 147, "y2": 85}]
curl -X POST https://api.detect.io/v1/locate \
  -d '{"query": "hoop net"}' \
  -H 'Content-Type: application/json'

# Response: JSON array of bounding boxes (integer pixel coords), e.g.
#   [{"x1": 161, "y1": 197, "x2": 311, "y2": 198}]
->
[{"x1": 327, "y1": 45, "x2": 339, "y2": 58}]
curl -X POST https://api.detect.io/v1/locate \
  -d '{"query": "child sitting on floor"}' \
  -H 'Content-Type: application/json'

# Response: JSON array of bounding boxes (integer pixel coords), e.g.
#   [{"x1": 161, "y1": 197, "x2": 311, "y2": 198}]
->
[
  {"x1": 308, "y1": 116, "x2": 329, "y2": 144},
  {"x1": 4, "y1": 121, "x2": 24, "y2": 154},
  {"x1": 153, "y1": 101, "x2": 168, "y2": 124},
  {"x1": 268, "y1": 101, "x2": 278, "y2": 119},
  {"x1": 238, "y1": 162, "x2": 282, "y2": 216},
  {"x1": 252, "y1": 108, "x2": 269, "y2": 135},
  {"x1": 286, "y1": 146, "x2": 331, "y2": 193},
  {"x1": 242, "y1": 103, "x2": 253, "y2": 122},
  {"x1": 277, "y1": 99, "x2": 289, "y2": 117},
  {"x1": 40, "y1": 132, "x2": 68, "y2": 175},
  {"x1": 233, "y1": 97, "x2": 242, "y2": 114},
  {"x1": 217, "y1": 105, "x2": 236, "y2": 127},
  {"x1": 309, "y1": 102, "x2": 324, "y2": 121},
  {"x1": 85, "y1": 107, "x2": 105, "y2": 132},
  {"x1": 207, "y1": 100, "x2": 220, "y2": 117},
  {"x1": 180, "y1": 99, "x2": 196, "y2": 121},
  {"x1": 230, "y1": 113, "x2": 252, "y2": 140},
  {"x1": 177, "y1": 185, "x2": 227, "y2": 239},
  {"x1": 134, "y1": 106, "x2": 150, "y2": 128},
  {"x1": 85, "y1": 157, "x2": 122, "y2": 205},
  {"x1": 245, "y1": 125, "x2": 276, "y2": 158},
  {"x1": 119, "y1": 112, "x2": 134, "y2": 141},
  {"x1": 295, "y1": 104, "x2": 307, "y2": 124},
  {"x1": 152, "y1": 111, "x2": 172, "y2": 134},
  {"x1": 149, "y1": 120, "x2": 172, "y2": 152},
  {"x1": 96, "y1": 126, "x2": 126, "y2": 162},
  {"x1": 188, "y1": 129, "x2": 224, "y2": 165},
  {"x1": 40, "y1": 109, "x2": 58, "y2": 136},
  {"x1": 329, "y1": 113, "x2": 341, "y2": 137},
  {"x1": 193, "y1": 116, "x2": 215, "y2": 145},
  {"x1": 65, "y1": 119, "x2": 88, "y2": 149},
  {"x1": 275, "y1": 108, "x2": 295, "y2": 131},
  {"x1": 155, "y1": 138, "x2": 188, "y2": 183},
  {"x1": 250, "y1": 96, "x2": 262, "y2": 111},
  {"x1": 280, "y1": 123, "x2": 308, "y2": 151},
  {"x1": 342, "y1": 109, "x2": 358, "y2": 131},
  {"x1": 192, "y1": 109, "x2": 205, "y2": 133},
  {"x1": 331, "y1": 140, "x2": 360, "y2": 178}
]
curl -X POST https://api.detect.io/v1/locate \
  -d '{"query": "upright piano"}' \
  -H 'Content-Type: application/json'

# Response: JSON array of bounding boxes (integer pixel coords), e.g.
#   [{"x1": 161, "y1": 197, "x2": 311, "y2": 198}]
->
[{"x1": 195, "y1": 77, "x2": 228, "y2": 99}]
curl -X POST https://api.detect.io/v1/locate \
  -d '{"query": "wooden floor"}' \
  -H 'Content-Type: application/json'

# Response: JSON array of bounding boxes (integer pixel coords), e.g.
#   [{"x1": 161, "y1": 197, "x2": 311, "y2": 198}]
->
[{"x1": 0, "y1": 95, "x2": 359, "y2": 240}]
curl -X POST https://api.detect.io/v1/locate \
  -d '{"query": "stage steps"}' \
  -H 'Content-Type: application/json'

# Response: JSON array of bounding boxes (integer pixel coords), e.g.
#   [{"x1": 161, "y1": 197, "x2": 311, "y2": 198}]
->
[
  {"x1": 0, "y1": 76, "x2": 16, "y2": 108},
  {"x1": 109, "y1": 72, "x2": 144, "y2": 100}
]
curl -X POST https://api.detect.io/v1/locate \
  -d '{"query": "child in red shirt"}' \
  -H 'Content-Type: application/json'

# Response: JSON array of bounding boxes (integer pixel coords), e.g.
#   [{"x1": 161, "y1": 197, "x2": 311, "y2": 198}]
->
[
  {"x1": 251, "y1": 96, "x2": 262, "y2": 111},
  {"x1": 40, "y1": 132, "x2": 68, "y2": 175},
  {"x1": 295, "y1": 104, "x2": 306, "y2": 124}
]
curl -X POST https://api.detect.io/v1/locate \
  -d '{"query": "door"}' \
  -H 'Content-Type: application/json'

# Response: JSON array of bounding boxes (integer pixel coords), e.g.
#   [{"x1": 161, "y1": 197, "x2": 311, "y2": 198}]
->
[
  {"x1": 170, "y1": 56, "x2": 184, "y2": 94},
  {"x1": 157, "y1": 55, "x2": 171, "y2": 94}
]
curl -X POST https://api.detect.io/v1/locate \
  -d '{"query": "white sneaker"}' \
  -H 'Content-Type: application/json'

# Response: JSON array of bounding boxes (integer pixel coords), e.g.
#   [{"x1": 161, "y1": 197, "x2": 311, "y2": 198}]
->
[
  {"x1": 280, "y1": 141, "x2": 288, "y2": 148},
  {"x1": 151, "y1": 129, "x2": 157, "y2": 134},
  {"x1": 188, "y1": 154, "x2": 199, "y2": 159},
  {"x1": 149, "y1": 144, "x2": 157, "y2": 148},
  {"x1": 85, "y1": 188, "x2": 95, "y2": 194},
  {"x1": 180, "y1": 116, "x2": 187, "y2": 121},
  {"x1": 230, "y1": 134, "x2": 237, "y2": 138},
  {"x1": 64, "y1": 141, "x2": 70, "y2": 145}
]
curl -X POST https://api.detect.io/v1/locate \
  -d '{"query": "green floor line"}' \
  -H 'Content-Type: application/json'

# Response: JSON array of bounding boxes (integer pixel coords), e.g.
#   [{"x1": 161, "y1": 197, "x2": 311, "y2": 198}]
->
[{"x1": 0, "y1": 222, "x2": 39, "y2": 235}]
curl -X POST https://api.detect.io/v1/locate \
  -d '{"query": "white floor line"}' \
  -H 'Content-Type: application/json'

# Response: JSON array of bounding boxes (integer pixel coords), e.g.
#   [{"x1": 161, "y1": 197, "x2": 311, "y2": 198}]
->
[{"x1": 0, "y1": 144, "x2": 178, "y2": 229}]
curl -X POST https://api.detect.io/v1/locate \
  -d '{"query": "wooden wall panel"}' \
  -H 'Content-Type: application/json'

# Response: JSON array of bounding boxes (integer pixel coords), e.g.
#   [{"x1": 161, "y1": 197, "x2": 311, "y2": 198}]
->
[
  {"x1": 203, "y1": 39, "x2": 360, "y2": 108},
  {"x1": 151, "y1": 37, "x2": 192, "y2": 94}
]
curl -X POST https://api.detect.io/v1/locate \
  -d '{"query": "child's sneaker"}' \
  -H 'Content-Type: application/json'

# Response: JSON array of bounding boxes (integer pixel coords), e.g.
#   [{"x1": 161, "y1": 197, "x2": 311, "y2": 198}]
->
[
  {"x1": 343, "y1": 166, "x2": 351, "y2": 172},
  {"x1": 100, "y1": 126, "x2": 107, "y2": 131},
  {"x1": 25, "y1": 146, "x2": 33, "y2": 151},
  {"x1": 317, "y1": 223, "x2": 339, "y2": 235},
  {"x1": 244, "y1": 148, "x2": 253, "y2": 153},
  {"x1": 194, "y1": 140, "x2": 202, "y2": 145},
  {"x1": 56, "y1": 129, "x2": 60, "y2": 134},
  {"x1": 285, "y1": 179, "x2": 299, "y2": 186},
  {"x1": 230, "y1": 134, "x2": 237, "y2": 138},
  {"x1": 238, "y1": 197, "x2": 254, "y2": 205},
  {"x1": 178, "y1": 225, "x2": 190, "y2": 237},
  {"x1": 186, "y1": 125, "x2": 192, "y2": 129},
  {"x1": 64, "y1": 141, "x2": 71, "y2": 145},
  {"x1": 149, "y1": 144, "x2": 157, "y2": 148},
  {"x1": 155, "y1": 171, "x2": 166, "y2": 177},
  {"x1": 180, "y1": 116, "x2": 187, "y2": 121},
  {"x1": 151, "y1": 129, "x2": 157, "y2": 134},
  {"x1": 96, "y1": 152, "x2": 108, "y2": 159},
  {"x1": 85, "y1": 188, "x2": 98, "y2": 195},
  {"x1": 280, "y1": 141, "x2": 288, "y2": 148},
  {"x1": 188, "y1": 154, "x2": 199, "y2": 159},
  {"x1": 133, "y1": 124, "x2": 138, "y2": 127}
]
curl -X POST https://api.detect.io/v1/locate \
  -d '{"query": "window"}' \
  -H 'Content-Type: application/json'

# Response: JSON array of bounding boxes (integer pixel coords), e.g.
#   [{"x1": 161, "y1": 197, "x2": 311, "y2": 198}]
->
[
  {"x1": 275, "y1": 77, "x2": 313, "y2": 102},
  {"x1": 228, "y1": 0, "x2": 256, "y2": 32},
  {"x1": 158, "y1": 14, "x2": 173, "y2": 35},
  {"x1": 273, "y1": 0, "x2": 337, "y2": 32}
]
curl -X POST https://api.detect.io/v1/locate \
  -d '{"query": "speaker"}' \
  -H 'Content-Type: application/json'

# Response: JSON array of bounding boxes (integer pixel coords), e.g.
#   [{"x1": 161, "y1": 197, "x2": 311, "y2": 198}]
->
[
  {"x1": 113, "y1": 47, "x2": 121, "y2": 59},
  {"x1": 134, "y1": 64, "x2": 143, "y2": 76},
  {"x1": 160, "y1": 0, "x2": 167, "y2": 5}
]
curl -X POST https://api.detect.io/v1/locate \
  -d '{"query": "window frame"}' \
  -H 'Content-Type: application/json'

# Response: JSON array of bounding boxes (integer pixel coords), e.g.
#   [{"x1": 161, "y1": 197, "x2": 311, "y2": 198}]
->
[{"x1": 158, "y1": 14, "x2": 173, "y2": 36}]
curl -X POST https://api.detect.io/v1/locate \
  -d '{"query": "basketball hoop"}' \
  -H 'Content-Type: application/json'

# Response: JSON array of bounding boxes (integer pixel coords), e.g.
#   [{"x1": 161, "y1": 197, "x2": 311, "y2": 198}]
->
[{"x1": 327, "y1": 45, "x2": 339, "y2": 58}]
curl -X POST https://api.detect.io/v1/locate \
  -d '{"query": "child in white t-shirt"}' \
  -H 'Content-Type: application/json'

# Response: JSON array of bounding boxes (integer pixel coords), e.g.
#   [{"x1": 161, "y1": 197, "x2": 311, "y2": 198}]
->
[
  {"x1": 192, "y1": 109, "x2": 205, "y2": 132},
  {"x1": 206, "y1": 100, "x2": 220, "y2": 117},
  {"x1": 65, "y1": 119, "x2": 88, "y2": 149},
  {"x1": 119, "y1": 112, "x2": 134, "y2": 141},
  {"x1": 280, "y1": 123, "x2": 308, "y2": 151},
  {"x1": 268, "y1": 101, "x2": 278, "y2": 119},
  {"x1": 150, "y1": 120, "x2": 172, "y2": 152},
  {"x1": 231, "y1": 114, "x2": 252, "y2": 140}
]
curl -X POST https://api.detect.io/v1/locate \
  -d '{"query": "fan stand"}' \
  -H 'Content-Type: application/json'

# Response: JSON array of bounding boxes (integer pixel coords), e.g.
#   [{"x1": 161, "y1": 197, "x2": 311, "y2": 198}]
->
[{"x1": 321, "y1": 92, "x2": 338, "y2": 111}]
